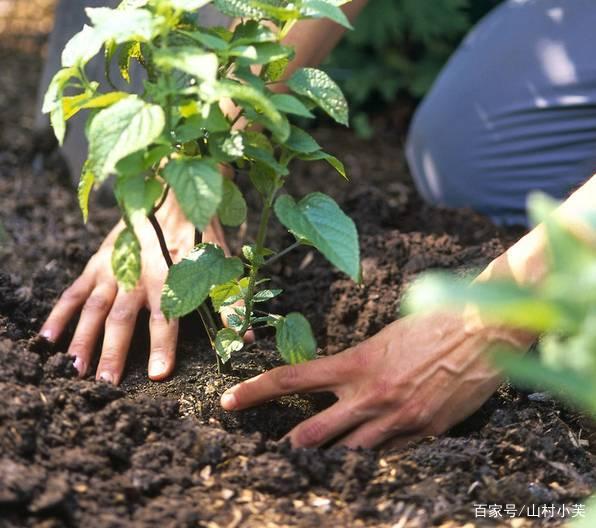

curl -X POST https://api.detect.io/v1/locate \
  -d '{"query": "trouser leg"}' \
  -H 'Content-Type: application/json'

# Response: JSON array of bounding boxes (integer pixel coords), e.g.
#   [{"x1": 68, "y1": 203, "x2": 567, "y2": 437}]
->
[{"x1": 406, "y1": 0, "x2": 596, "y2": 225}]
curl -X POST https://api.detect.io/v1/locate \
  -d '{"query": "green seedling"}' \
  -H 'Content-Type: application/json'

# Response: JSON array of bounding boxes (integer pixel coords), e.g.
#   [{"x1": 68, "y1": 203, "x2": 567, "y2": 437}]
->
[{"x1": 43, "y1": 0, "x2": 360, "y2": 371}]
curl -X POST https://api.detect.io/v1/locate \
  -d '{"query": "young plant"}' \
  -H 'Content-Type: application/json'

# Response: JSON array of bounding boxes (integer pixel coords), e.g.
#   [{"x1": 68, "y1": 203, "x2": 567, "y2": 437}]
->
[
  {"x1": 405, "y1": 192, "x2": 596, "y2": 414},
  {"x1": 43, "y1": 0, "x2": 360, "y2": 370}
]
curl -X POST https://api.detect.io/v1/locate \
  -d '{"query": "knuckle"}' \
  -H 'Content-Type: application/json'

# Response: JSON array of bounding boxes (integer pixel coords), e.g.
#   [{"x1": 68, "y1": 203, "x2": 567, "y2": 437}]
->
[
  {"x1": 107, "y1": 305, "x2": 136, "y2": 324},
  {"x1": 367, "y1": 377, "x2": 397, "y2": 407},
  {"x1": 296, "y1": 420, "x2": 326, "y2": 447},
  {"x1": 82, "y1": 294, "x2": 110, "y2": 313},
  {"x1": 68, "y1": 338, "x2": 90, "y2": 356},
  {"x1": 399, "y1": 401, "x2": 432, "y2": 431},
  {"x1": 275, "y1": 365, "x2": 301, "y2": 391},
  {"x1": 60, "y1": 285, "x2": 87, "y2": 305}
]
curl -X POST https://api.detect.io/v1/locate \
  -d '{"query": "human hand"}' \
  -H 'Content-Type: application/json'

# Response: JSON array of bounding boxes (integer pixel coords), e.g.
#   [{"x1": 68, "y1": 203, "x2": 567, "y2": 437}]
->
[
  {"x1": 220, "y1": 311, "x2": 534, "y2": 449},
  {"x1": 40, "y1": 192, "x2": 228, "y2": 384}
]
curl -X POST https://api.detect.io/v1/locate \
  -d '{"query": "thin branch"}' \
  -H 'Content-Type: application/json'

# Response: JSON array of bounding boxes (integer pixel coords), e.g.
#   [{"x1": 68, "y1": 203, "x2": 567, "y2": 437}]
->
[{"x1": 263, "y1": 241, "x2": 301, "y2": 268}]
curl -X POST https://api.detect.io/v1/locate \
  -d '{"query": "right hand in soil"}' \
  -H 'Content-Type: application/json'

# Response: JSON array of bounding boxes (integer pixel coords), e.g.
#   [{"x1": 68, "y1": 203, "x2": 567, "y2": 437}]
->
[{"x1": 39, "y1": 193, "x2": 224, "y2": 384}]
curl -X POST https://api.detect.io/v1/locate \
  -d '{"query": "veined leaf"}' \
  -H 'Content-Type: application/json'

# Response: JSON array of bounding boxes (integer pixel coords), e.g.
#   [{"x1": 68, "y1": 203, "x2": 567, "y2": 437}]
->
[
  {"x1": 274, "y1": 192, "x2": 360, "y2": 281},
  {"x1": 218, "y1": 179, "x2": 247, "y2": 227},
  {"x1": 214, "y1": 0, "x2": 300, "y2": 20},
  {"x1": 78, "y1": 164, "x2": 95, "y2": 223},
  {"x1": 298, "y1": 150, "x2": 347, "y2": 179},
  {"x1": 210, "y1": 277, "x2": 250, "y2": 312},
  {"x1": 154, "y1": 47, "x2": 218, "y2": 82},
  {"x1": 61, "y1": 24, "x2": 105, "y2": 68},
  {"x1": 208, "y1": 81, "x2": 289, "y2": 142},
  {"x1": 275, "y1": 312, "x2": 317, "y2": 364},
  {"x1": 112, "y1": 227, "x2": 141, "y2": 291},
  {"x1": 87, "y1": 96, "x2": 165, "y2": 182},
  {"x1": 162, "y1": 158, "x2": 223, "y2": 231},
  {"x1": 300, "y1": 0, "x2": 353, "y2": 29},
  {"x1": 86, "y1": 7, "x2": 161, "y2": 44},
  {"x1": 115, "y1": 173, "x2": 163, "y2": 229},
  {"x1": 42, "y1": 67, "x2": 79, "y2": 145},
  {"x1": 270, "y1": 94, "x2": 314, "y2": 118},
  {"x1": 215, "y1": 328, "x2": 244, "y2": 363},
  {"x1": 403, "y1": 273, "x2": 571, "y2": 334},
  {"x1": 287, "y1": 67, "x2": 349, "y2": 126},
  {"x1": 161, "y1": 244, "x2": 243, "y2": 319},
  {"x1": 63, "y1": 91, "x2": 129, "y2": 120},
  {"x1": 285, "y1": 126, "x2": 321, "y2": 153},
  {"x1": 118, "y1": 41, "x2": 144, "y2": 83}
]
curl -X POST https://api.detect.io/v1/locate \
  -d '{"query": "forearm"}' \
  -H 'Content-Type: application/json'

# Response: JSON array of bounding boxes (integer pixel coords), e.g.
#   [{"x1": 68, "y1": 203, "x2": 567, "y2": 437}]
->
[
  {"x1": 478, "y1": 175, "x2": 596, "y2": 286},
  {"x1": 223, "y1": 0, "x2": 368, "y2": 118}
]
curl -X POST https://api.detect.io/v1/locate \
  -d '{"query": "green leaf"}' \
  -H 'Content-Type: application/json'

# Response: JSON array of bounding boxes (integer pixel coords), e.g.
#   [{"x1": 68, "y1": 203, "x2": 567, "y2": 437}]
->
[
  {"x1": 233, "y1": 43, "x2": 294, "y2": 66},
  {"x1": 118, "y1": 41, "x2": 143, "y2": 83},
  {"x1": 210, "y1": 277, "x2": 250, "y2": 312},
  {"x1": 287, "y1": 67, "x2": 349, "y2": 126},
  {"x1": 249, "y1": 162, "x2": 278, "y2": 198},
  {"x1": 112, "y1": 227, "x2": 141, "y2": 291},
  {"x1": 161, "y1": 243, "x2": 243, "y2": 319},
  {"x1": 300, "y1": 0, "x2": 353, "y2": 29},
  {"x1": 87, "y1": 96, "x2": 165, "y2": 182},
  {"x1": 214, "y1": 0, "x2": 300, "y2": 20},
  {"x1": 209, "y1": 131, "x2": 244, "y2": 162},
  {"x1": 253, "y1": 289, "x2": 282, "y2": 302},
  {"x1": 494, "y1": 350, "x2": 596, "y2": 416},
  {"x1": 61, "y1": 24, "x2": 105, "y2": 67},
  {"x1": 231, "y1": 20, "x2": 277, "y2": 46},
  {"x1": 86, "y1": 7, "x2": 160, "y2": 44},
  {"x1": 115, "y1": 173, "x2": 163, "y2": 229},
  {"x1": 154, "y1": 47, "x2": 218, "y2": 82},
  {"x1": 218, "y1": 179, "x2": 247, "y2": 227},
  {"x1": 298, "y1": 150, "x2": 347, "y2": 179},
  {"x1": 270, "y1": 94, "x2": 314, "y2": 118},
  {"x1": 175, "y1": 105, "x2": 230, "y2": 142},
  {"x1": 182, "y1": 30, "x2": 229, "y2": 51},
  {"x1": 42, "y1": 67, "x2": 79, "y2": 145},
  {"x1": 78, "y1": 164, "x2": 95, "y2": 223},
  {"x1": 162, "y1": 158, "x2": 223, "y2": 231},
  {"x1": 285, "y1": 126, "x2": 321, "y2": 153},
  {"x1": 274, "y1": 192, "x2": 360, "y2": 281},
  {"x1": 275, "y1": 313, "x2": 317, "y2": 364},
  {"x1": 403, "y1": 273, "x2": 570, "y2": 334},
  {"x1": 215, "y1": 328, "x2": 244, "y2": 363},
  {"x1": 63, "y1": 91, "x2": 129, "y2": 120},
  {"x1": 265, "y1": 57, "x2": 289, "y2": 82},
  {"x1": 207, "y1": 81, "x2": 290, "y2": 142}
]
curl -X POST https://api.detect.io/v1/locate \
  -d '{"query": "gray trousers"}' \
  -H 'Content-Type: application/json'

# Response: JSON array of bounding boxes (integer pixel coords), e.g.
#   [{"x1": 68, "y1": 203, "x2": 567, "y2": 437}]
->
[{"x1": 407, "y1": 0, "x2": 596, "y2": 225}]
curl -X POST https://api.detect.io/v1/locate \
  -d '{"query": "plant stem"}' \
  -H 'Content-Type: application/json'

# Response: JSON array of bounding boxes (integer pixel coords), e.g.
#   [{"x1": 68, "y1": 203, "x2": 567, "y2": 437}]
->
[
  {"x1": 240, "y1": 200, "x2": 273, "y2": 336},
  {"x1": 263, "y1": 241, "x2": 301, "y2": 268},
  {"x1": 148, "y1": 212, "x2": 224, "y2": 375}
]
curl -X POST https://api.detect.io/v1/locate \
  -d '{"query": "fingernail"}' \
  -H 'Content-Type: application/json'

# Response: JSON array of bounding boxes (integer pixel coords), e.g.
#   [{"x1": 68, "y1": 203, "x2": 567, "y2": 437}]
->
[
  {"x1": 148, "y1": 359, "x2": 166, "y2": 378},
  {"x1": 40, "y1": 329, "x2": 54, "y2": 342},
  {"x1": 221, "y1": 391, "x2": 237, "y2": 410},
  {"x1": 98, "y1": 372, "x2": 114, "y2": 384},
  {"x1": 73, "y1": 357, "x2": 86, "y2": 376}
]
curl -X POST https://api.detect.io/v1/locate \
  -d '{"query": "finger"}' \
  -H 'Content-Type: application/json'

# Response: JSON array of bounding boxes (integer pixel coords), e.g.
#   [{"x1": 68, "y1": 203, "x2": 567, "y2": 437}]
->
[
  {"x1": 95, "y1": 289, "x2": 144, "y2": 385},
  {"x1": 336, "y1": 401, "x2": 433, "y2": 449},
  {"x1": 67, "y1": 283, "x2": 117, "y2": 376},
  {"x1": 147, "y1": 299, "x2": 179, "y2": 381},
  {"x1": 221, "y1": 355, "x2": 350, "y2": 411},
  {"x1": 284, "y1": 402, "x2": 370, "y2": 448},
  {"x1": 40, "y1": 274, "x2": 95, "y2": 343}
]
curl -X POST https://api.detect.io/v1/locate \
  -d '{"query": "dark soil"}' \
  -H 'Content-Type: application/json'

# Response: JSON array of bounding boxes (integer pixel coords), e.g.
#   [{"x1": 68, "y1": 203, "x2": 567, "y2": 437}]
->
[{"x1": 1, "y1": 24, "x2": 595, "y2": 528}]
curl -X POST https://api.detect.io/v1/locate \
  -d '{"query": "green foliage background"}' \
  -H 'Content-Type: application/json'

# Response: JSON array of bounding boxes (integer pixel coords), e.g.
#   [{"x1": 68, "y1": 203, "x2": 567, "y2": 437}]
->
[{"x1": 325, "y1": 0, "x2": 503, "y2": 128}]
